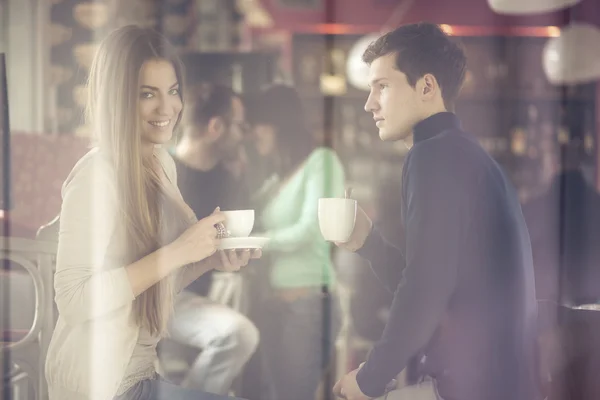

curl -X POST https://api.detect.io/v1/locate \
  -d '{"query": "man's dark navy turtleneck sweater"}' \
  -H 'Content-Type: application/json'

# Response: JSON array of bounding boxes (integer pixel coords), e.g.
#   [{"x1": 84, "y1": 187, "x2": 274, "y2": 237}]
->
[{"x1": 356, "y1": 112, "x2": 539, "y2": 400}]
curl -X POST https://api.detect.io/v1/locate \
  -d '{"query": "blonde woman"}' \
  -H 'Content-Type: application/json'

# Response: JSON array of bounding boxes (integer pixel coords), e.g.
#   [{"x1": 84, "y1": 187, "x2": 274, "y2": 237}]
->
[{"x1": 44, "y1": 26, "x2": 258, "y2": 400}]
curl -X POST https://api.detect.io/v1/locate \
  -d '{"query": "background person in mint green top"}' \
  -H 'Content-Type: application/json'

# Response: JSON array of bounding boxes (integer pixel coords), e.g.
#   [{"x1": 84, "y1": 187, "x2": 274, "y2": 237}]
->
[
  {"x1": 249, "y1": 84, "x2": 345, "y2": 400},
  {"x1": 257, "y1": 146, "x2": 345, "y2": 288}
]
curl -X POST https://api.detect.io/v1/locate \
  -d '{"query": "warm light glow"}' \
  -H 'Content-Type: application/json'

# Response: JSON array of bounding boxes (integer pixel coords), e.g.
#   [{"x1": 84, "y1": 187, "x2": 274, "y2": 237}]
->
[
  {"x1": 547, "y1": 26, "x2": 561, "y2": 37},
  {"x1": 438, "y1": 25, "x2": 563, "y2": 37},
  {"x1": 0, "y1": 210, "x2": 4, "y2": 219},
  {"x1": 315, "y1": 23, "x2": 355, "y2": 35},
  {"x1": 237, "y1": 0, "x2": 274, "y2": 28},
  {"x1": 440, "y1": 24, "x2": 454, "y2": 35},
  {"x1": 290, "y1": 24, "x2": 568, "y2": 38}
]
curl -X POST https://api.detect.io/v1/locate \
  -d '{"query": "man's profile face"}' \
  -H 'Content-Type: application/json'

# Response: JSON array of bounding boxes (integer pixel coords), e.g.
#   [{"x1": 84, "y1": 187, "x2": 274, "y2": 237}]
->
[{"x1": 364, "y1": 53, "x2": 422, "y2": 142}]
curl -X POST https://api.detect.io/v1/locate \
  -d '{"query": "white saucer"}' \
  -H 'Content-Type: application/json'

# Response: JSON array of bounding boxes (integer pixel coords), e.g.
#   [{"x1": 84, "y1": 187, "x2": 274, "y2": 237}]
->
[{"x1": 218, "y1": 236, "x2": 270, "y2": 250}]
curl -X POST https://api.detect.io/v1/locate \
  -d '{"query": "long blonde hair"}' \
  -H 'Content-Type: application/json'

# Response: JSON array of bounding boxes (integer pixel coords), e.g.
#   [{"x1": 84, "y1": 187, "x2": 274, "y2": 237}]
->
[{"x1": 86, "y1": 25, "x2": 191, "y2": 335}]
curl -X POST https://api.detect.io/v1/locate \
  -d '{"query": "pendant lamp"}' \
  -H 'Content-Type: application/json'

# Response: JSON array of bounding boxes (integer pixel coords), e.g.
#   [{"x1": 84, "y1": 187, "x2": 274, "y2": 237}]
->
[
  {"x1": 487, "y1": 0, "x2": 581, "y2": 15},
  {"x1": 346, "y1": 33, "x2": 381, "y2": 91},
  {"x1": 542, "y1": 22, "x2": 600, "y2": 84}
]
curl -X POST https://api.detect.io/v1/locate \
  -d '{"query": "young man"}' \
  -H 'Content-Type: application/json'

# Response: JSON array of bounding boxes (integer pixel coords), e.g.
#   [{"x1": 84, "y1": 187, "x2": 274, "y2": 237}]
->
[
  {"x1": 167, "y1": 83, "x2": 259, "y2": 395},
  {"x1": 333, "y1": 23, "x2": 539, "y2": 400}
]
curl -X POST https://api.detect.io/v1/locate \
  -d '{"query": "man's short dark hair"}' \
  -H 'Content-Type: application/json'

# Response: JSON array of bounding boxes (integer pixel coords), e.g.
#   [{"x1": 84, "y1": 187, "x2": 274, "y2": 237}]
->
[
  {"x1": 363, "y1": 22, "x2": 467, "y2": 110},
  {"x1": 183, "y1": 83, "x2": 238, "y2": 130}
]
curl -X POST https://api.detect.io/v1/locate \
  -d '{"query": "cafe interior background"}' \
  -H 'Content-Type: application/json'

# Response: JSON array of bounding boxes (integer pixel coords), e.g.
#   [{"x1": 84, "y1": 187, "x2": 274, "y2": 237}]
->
[{"x1": 2, "y1": 0, "x2": 600, "y2": 399}]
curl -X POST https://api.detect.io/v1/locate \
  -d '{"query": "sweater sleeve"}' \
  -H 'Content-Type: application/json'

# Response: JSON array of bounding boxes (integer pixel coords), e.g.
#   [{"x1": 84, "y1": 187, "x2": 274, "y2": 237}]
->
[
  {"x1": 356, "y1": 143, "x2": 465, "y2": 397},
  {"x1": 265, "y1": 148, "x2": 345, "y2": 252},
  {"x1": 357, "y1": 226, "x2": 405, "y2": 294},
  {"x1": 53, "y1": 152, "x2": 135, "y2": 324}
]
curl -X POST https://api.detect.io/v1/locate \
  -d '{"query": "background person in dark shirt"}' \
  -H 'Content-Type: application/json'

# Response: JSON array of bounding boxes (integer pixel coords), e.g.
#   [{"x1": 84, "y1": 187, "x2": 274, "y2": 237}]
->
[
  {"x1": 165, "y1": 83, "x2": 259, "y2": 395},
  {"x1": 522, "y1": 143, "x2": 600, "y2": 399},
  {"x1": 333, "y1": 23, "x2": 539, "y2": 400},
  {"x1": 523, "y1": 142, "x2": 600, "y2": 306}
]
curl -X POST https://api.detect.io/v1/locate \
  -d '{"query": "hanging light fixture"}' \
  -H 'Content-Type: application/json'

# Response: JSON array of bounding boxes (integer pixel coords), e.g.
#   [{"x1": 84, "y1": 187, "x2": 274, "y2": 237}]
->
[
  {"x1": 346, "y1": 33, "x2": 381, "y2": 91},
  {"x1": 345, "y1": 0, "x2": 417, "y2": 91},
  {"x1": 487, "y1": 0, "x2": 581, "y2": 15},
  {"x1": 542, "y1": 22, "x2": 600, "y2": 84},
  {"x1": 236, "y1": 0, "x2": 273, "y2": 28}
]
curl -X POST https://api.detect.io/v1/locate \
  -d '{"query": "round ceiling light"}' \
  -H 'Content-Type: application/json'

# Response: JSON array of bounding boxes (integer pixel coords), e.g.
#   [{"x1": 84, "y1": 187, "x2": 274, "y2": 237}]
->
[
  {"x1": 542, "y1": 23, "x2": 600, "y2": 85},
  {"x1": 346, "y1": 33, "x2": 381, "y2": 91},
  {"x1": 487, "y1": 0, "x2": 581, "y2": 14}
]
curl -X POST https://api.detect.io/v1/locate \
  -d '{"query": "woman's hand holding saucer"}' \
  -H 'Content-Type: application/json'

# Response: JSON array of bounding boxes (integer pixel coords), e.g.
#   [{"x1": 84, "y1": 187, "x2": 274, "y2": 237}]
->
[{"x1": 213, "y1": 248, "x2": 262, "y2": 272}]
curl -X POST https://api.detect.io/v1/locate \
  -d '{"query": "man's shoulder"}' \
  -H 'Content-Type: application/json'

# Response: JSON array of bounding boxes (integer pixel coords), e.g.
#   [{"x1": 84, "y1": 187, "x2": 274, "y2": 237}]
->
[
  {"x1": 404, "y1": 130, "x2": 494, "y2": 192},
  {"x1": 427, "y1": 129, "x2": 495, "y2": 163}
]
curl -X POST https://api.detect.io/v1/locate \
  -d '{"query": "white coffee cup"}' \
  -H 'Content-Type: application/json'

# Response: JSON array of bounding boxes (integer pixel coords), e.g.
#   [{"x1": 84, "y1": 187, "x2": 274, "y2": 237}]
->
[
  {"x1": 318, "y1": 198, "x2": 357, "y2": 242},
  {"x1": 222, "y1": 210, "x2": 255, "y2": 237}
]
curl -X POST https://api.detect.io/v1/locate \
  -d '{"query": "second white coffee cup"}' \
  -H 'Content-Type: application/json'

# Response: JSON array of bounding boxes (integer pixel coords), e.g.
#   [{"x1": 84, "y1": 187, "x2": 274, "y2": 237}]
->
[
  {"x1": 318, "y1": 198, "x2": 357, "y2": 242},
  {"x1": 222, "y1": 210, "x2": 255, "y2": 237}
]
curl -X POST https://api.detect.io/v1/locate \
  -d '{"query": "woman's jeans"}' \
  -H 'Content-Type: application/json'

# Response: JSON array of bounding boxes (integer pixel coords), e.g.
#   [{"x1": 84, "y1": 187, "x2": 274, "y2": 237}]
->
[
  {"x1": 113, "y1": 377, "x2": 246, "y2": 400},
  {"x1": 260, "y1": 289, "x2": 342, "y2": 400}
]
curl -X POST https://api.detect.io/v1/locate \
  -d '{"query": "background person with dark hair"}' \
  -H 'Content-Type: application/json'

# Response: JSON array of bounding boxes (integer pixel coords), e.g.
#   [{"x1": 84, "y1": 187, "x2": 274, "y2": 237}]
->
[{"x1": 166, "y1": 83, "x2": 259, "y2": 396}]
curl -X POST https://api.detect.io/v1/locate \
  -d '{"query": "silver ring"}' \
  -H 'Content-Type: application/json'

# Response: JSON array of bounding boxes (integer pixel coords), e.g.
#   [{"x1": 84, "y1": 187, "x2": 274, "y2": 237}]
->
[{"x1": 215, "y1": 223, "x2": 228, "y2": 239}]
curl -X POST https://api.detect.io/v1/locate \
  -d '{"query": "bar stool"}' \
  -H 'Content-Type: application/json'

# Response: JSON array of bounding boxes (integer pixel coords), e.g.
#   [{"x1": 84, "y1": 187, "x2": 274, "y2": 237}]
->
[{"x1": 1, "y1": 236, "x2": 57, "y2": 399}]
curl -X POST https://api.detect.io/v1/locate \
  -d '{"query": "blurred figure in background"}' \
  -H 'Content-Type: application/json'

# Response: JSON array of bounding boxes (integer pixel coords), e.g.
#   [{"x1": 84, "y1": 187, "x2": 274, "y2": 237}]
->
[
  {"x1": 168, "y1": 83, "x2": 259, "y2": 395},
  {"x1": 523, "y1": 141, "x2": 600, "y2": 306},
  {"x1": 523, "y1": 142, "x2": 600, "y2": 400},
  {"x1": 250, "y1": 84, "x2": 345, "y2": 400}
]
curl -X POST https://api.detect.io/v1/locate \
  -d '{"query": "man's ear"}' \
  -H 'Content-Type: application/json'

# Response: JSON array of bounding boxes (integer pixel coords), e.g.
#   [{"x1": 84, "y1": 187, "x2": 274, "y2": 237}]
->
[
  {"x1": 421, "y1": 74, "x2": 437, "y2": 96},
  {"x1": 207, "y1": 116, "x2": 225, "y2": 141}
]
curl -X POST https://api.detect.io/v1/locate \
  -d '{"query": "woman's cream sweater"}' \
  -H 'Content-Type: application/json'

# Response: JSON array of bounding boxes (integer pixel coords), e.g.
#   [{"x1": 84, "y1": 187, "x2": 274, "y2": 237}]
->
[{"x1": 45, "y1": 147, "x2": 190, "y2": 400}]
